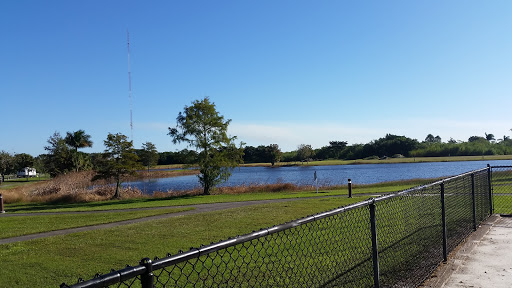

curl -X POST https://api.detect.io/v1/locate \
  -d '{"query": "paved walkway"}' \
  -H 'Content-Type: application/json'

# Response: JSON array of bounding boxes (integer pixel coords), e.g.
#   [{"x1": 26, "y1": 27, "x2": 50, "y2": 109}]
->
[{"x1": 422, "y1": 215, "x2": 512, "y2": 288}]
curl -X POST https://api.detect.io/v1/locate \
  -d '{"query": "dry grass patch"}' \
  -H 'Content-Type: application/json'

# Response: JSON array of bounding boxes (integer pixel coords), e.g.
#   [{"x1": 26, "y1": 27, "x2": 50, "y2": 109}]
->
[
  {"x1": 3, "y1": 171, "x2": 147, "y2": 204},
  {"x1": 131, "y1": 169, "x2": 198, "y2": 180}
]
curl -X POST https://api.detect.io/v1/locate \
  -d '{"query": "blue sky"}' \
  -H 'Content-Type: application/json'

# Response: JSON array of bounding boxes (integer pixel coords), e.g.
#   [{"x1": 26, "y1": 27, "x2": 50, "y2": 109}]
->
[{"x1": 1, "y1": 1, "x2": 511, "y2": 156}]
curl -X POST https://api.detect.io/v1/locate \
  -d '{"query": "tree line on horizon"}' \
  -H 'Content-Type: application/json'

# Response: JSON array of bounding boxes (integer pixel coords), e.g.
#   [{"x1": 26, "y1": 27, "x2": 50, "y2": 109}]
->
[
  {"x1": 158, "y1": 132, "x2": 512, "y2": 165},
  {"x1": 2, "y1": 131, "x2": 512, "y2": 182},
  {"x1": 1, "y1": 96, "x2": 511, "y2": 197}
]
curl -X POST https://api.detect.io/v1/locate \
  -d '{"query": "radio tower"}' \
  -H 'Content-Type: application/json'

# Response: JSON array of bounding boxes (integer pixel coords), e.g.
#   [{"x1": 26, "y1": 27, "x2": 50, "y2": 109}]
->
[{"x1": 127, "y1": 30, "x2": 134, "y2": 140}]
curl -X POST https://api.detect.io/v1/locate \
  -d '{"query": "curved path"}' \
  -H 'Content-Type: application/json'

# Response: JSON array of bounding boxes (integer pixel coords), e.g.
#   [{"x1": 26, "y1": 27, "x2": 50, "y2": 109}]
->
[{"x1": 0, "y1": 196, "x2": 363, "y2": 245}]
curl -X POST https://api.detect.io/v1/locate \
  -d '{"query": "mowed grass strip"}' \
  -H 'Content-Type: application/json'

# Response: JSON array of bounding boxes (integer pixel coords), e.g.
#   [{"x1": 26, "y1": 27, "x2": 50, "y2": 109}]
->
[
  {"x1": 0, "y1": 197, "x2": 363, "y2": 288},
  {"x1": 1, "y1": 207, "x2": 193, "y2": 239},
  {"x1": 5, "y1": 178, "x2": 431, "y2": 214}
]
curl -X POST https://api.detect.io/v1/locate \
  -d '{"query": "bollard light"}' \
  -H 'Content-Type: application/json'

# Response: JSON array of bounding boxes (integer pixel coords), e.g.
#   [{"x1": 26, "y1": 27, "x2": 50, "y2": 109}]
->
[
  {"x1": 348, "y1": 179, "x2": 352, "y2": 198},
  {"x1": 0, "y1": 194, "x2": 4, "y2": 213}
]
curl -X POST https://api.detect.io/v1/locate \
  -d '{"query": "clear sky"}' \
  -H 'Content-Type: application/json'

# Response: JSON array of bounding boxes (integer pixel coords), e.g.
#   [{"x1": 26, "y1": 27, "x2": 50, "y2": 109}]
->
[{"x1": 1, "y1": 1, "x2": 511, "y2": 156}]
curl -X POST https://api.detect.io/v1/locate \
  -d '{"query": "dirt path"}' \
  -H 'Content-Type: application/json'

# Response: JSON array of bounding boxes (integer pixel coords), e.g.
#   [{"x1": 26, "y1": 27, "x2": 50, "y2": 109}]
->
[{"x1": 0, "y1": 197, "x2": 350, "y2": 245}]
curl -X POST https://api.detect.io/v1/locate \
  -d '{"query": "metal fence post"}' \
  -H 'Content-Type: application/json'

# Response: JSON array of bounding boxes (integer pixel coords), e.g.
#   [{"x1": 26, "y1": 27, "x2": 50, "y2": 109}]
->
[
  {"x1": 440, "y1": 182, "x2": 447, "y2": 262},
  {"x1": 140, "y1": 258, "x2": 154, "y2": 288},
  {"x1": 348, "y1": 179, "x2": 352, "y2": 198},
  {"x1": 369, "y1": 199, "x2": 380, "y2": 288},
  {"x1": 0, "y1": 194, "x2": 4, "y2": 213},
  {"x1": 487, "y1": 164, "x2": 493, "y2": 215},
  {"x1": 471, "y1": 173, "x2": 477, "y2": 231}
]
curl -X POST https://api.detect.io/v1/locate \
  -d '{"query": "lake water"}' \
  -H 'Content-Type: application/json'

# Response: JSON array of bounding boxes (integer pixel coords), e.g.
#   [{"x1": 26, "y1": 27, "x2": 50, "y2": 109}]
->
[{"x1": 124, "y1": 160, "x2": 512, "y2": 194}]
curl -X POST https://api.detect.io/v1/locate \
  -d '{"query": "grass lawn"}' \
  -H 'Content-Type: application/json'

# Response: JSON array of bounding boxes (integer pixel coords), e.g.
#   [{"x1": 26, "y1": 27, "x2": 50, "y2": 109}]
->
[
  {"x1": 1, "y1": 196, "x2": 364, "y2": 288},
  {"x1": 0, "y1": 176, "x2": 50, "y2": 189},
  {"x1": 0, "y1": 207, "x2": 193, "y2": 239}
]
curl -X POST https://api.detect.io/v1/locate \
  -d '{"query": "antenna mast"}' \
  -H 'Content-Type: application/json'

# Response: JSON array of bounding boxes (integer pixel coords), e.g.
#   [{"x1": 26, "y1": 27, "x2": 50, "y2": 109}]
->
[{"x1": 127, "y1": 29, "x2": 133, "y2": 140}]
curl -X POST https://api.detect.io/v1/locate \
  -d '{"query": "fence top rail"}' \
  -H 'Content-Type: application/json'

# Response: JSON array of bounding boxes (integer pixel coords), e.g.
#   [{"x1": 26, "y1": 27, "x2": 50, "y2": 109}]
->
[
  {"x1": 64, "y1": 265, "x2": 145, "y2": 288},
  {"x1": 491, "y1": 165, "x2": 512, "y2": 168}
]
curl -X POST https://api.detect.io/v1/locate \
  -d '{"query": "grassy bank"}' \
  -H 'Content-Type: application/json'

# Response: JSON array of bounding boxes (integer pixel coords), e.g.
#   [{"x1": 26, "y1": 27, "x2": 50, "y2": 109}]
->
[{"x1": 1, "y1": 207, "x2": 193, "y2": 239}]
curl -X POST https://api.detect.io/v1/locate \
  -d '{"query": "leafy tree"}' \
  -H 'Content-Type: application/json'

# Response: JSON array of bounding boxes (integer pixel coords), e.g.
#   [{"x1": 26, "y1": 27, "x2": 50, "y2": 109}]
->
[
  {"x1": 296, "y1": 144, "x2": 314, "y2": 163},
  {"x1": 0, "y1": 151, "x2": 14, "y2": 183},
  {"x1": 341, "y1": 144, "x2": 364, "y2": 160},
  {"x1": 158, "y1": 149, "x2": 198, "y2": 165},
  {"x1": 485, "y1": 133, "x2": 495, "y2": 142},
  {"x1": 267, "y1": 144, "x2": 282, "y2": 166},
  {"x1": 243, "y1": 146, "x2": 261, "y2": 163},
  {"x1": 329, "y1": 141, "x2": 348, "y2": 157},
  {"x1": 32, "y1": 155, "x2": 47, "y2": 174},
  {"x1": 168, "y1": 97, "x2": 244, "y2": 195},
  {"x1": 468, "y1": 136, "x2": 487, "y2": 143},
  {"x1": 424, "y1": 134, "x2": 442, "y2": 144},
  {"x1": 14, "y1": 153, "x2": 34, "y2": 181},
  {"x1": 363, "y1": 134, "x2": 419, "y2": 158},
  {"x1": 242, "y1": 145, "x2": 280, "y2": 165},
  {"x1": 139, "y1": 142, "x2": 159, "y2": 171},
  {"x1": 316, "y1": 141, "x2": 347, "y2": 160},
  {"x1": 44, "y1": 132, "x2": 74, "y2": 177},
  {"x1": 14, "y1": 153, "x2": 34, "y2": 170},
  {"x1": 93, "y1": 133, "x2": 142, "y2": 199}
]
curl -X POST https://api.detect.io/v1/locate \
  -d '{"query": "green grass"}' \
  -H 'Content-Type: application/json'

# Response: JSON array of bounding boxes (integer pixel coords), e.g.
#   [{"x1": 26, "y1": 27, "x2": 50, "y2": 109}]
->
[
  {"x1": 491, "y1": 168, "x2": 512, "y2": 214},
  {"x1": 0, "y1": 207, "x2": 193, "y2": 239},
  {"x1": 1, "y1": 197, "x2": 364, "y2": 288},
  {"x1": 0, "y1": 176, "x2": 50, "y2": 189}
]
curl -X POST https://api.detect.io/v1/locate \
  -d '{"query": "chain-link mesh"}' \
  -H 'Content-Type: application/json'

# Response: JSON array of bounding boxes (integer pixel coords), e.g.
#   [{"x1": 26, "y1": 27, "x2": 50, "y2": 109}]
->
[
  {"x1": 150, "y1": 205, "x2": 374, "y2": 288},
  {"x1": 443, "y1": 174, "x2": 474, "y2": 253},
  {"x1": 61, "y1": 168, "x2": 493, "y2": 288},
  {"x1": 491, "y1": 166, "x2": 512, "y2": 215},
  {"x1": 376, "y1": 184, "x2": 442, "y2": 287}
]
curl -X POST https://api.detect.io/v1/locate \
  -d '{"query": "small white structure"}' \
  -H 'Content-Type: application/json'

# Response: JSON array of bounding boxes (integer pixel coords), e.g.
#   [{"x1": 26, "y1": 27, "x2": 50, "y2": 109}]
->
[{"x1": 17, "y1": 167, "x2": 37, "y2": 178}]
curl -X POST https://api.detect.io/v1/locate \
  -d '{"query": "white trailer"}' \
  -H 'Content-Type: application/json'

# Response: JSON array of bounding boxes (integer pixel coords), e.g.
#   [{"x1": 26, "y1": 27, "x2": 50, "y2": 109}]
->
[{"x1": 17, "y1": 167, "x2": 37, "y2": 178}]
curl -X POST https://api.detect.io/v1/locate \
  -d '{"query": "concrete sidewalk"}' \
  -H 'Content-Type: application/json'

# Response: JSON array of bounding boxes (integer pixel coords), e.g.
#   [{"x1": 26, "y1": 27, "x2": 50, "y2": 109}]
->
[{"x1": 423, "y1": 215, "x2": 512, "y2": 288}]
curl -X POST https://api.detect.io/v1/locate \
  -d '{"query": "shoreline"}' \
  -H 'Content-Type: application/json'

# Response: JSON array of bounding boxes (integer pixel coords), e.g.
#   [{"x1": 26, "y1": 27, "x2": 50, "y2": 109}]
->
[{"x1": 155, "y1": 155, "x2": 512, "y2": 170}]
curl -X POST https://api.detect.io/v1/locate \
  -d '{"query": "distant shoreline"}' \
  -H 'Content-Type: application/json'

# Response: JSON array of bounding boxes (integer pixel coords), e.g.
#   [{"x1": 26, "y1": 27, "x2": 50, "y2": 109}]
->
[
  {"x1": 154, "y1": 155, "x2": 512, "y2": 170},
  {"x1": 238, "y1": 155, "x2": 512, "y2": 167}
]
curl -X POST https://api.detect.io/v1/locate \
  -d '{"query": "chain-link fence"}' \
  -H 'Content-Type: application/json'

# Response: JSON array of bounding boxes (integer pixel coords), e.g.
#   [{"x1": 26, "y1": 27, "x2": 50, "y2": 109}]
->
[
  {"x1": 61, "y1": 167, "x2": 492, "y2": 288},
  {"x1": 490, "y1": 166, "x2": 512, "y2": 215}
]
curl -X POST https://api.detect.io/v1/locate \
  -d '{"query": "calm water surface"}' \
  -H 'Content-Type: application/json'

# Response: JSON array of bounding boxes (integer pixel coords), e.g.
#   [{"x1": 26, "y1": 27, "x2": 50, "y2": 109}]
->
[{"x1": 124, "y1": 160, "x2": 512, "y2": 194}]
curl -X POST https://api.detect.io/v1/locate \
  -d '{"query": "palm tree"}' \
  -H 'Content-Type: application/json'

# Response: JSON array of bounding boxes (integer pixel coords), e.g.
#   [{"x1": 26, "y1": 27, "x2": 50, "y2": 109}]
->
[
  {"x1": 65, "y1": 130, "x2": 93, "y2": 152},
  {"x1": 65, "y1": 130, "x2": 93, "y2": 172}
]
